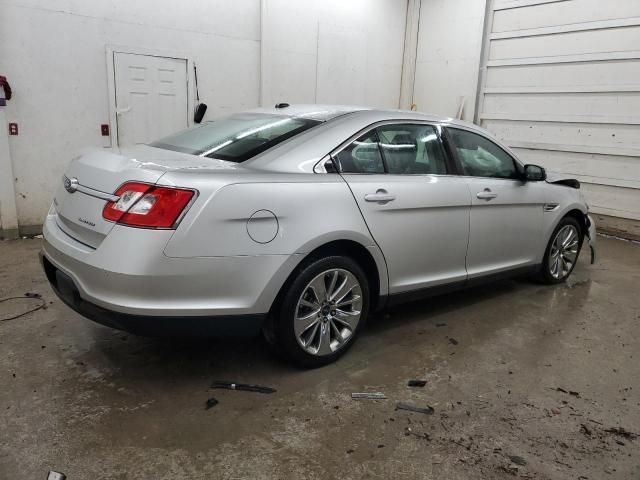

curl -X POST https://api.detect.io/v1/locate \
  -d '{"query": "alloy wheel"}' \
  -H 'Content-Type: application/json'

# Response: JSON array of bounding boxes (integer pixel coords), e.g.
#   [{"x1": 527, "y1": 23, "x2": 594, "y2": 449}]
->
[
  {"x1": 294, "y1": 268, "x2": 363, "y2": 356},
  {"x1": 549, "y1": 225, "x2": 579, "y2": 279}
]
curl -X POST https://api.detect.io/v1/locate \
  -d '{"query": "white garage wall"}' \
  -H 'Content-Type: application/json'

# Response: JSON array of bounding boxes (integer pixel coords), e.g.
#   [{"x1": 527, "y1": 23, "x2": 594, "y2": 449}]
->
[
  {"x1": 412, "y1": 0, "x2": 487, "y2": 122},
  {"x1": 1, "y1": 0, "x2": 408, "y2": 233},
  {"x1": 0, "y1": 0, "x2": 262, "y2": 231},
  {"x1": 477, "y1": 0, "x2": 640, "y2": 221},
  {"x1": 260, "y1": 0, "x2": 407, "y2": 109}
]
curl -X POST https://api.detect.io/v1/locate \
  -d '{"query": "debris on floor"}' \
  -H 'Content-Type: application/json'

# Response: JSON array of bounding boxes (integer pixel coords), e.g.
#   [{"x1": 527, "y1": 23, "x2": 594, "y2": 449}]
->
[
  {"x1": 351, "y1": 392, "x2": 387, "y2": 400},
  {"x1": 580, "y1": 423, "x2": 592, "y2": 436},
  {"x1": 211, "y1": 381, "x2": 276, "y2": 394},
  {"x1": 205, "y1": 398, "x2": 219, "y2": 410},
  {"x1": 555, "y1": 387, "x2": 580, "y2": 397},
  {"x1": 604, "y1": 427, "x2": 638, "y2": 440},
  {"x1": 396, "y1": 402, "x2": 434, "y2": 415},
  {"x1": 508, "y1": 455, "x2": 527, "y2": 466},
  {"x1": 407, "y1": 379, "x2": 427, "y2": 387},
  {"x1": 47, "y1": 471, "x2": 66, "y2": 480},
  {"x1": 405, "y1": 426, "x2": 430, "y2": 440},
  {"x1": 0, "y1": 292, "x2": 46, "y2": 322},
  {"x1": 448, "y1": 337, "x2": 459, "y2": 345}
]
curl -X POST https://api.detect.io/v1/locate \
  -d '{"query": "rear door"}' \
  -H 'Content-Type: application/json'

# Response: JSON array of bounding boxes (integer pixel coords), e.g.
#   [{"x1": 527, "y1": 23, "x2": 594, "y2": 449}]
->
[
  {"x1": 444, "y1": 127, "x2": 546, "y2": 278},
  {"x1": 337, "y1": 123, "x2": 471, "y2": 294},
  {"x1": 114, "y1": 53, "x2": 189, "y2": 147}
]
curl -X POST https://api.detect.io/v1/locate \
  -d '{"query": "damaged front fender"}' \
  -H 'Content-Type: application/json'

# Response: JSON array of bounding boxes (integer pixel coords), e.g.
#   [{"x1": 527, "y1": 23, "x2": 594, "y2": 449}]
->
[{"x1": 585, "y1": 214, "x2": 596, "y2": 264}]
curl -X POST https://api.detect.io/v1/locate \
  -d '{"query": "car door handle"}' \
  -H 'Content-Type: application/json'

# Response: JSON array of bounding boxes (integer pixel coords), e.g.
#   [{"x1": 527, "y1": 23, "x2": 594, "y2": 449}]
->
[
  {"x1": 364, "y1": 190, "x2": 396, "y2": 203},
  {"x1": 476, "y1": 189, "x2": 498, "y2": 200}
]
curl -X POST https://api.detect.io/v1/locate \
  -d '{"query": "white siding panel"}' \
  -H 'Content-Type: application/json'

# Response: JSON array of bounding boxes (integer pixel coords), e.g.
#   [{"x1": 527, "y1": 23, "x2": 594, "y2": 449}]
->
[
  {"x1": 489, "y1": 26, "x2": 640, "y2": 60},
  {"x1": 511, "y1": 149, "x2": 640, "y2": 189},
  {"x1": 485, "y1": 61, "x2": 640, "y2": 90},
  {"x1": 581, "y1": 183, "x2": 640, "y2": 220},
  {"x1": 493, "y1": 0, "x2": 640, "y2": 33},
  {"x1": 477, "y1": 0, "x2": 640, "y2": 220},
  {"x1": 484, "y1": 120, "x2": 640, "y2": 153},
  {"x1": 483, "y1": 92, "x2": 640, "y2": 119}
]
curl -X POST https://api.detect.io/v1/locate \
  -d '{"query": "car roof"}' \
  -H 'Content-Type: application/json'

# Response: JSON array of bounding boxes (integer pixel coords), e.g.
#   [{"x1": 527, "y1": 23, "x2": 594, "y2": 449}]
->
[
  {"x1": 246, "y1": 103, "x2": 477, "y2": 129},
  {"x1": 240, "y1": 104, "x2": 523, "y2": 174},
  {"x1": 246, "y1": 104, "x2": 370, "y2": 121}
]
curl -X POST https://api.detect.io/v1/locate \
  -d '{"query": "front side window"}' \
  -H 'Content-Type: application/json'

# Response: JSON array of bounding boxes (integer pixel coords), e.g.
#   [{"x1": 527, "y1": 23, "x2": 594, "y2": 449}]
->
[
  {"x1": 377, "y1": 124, "x2": 447, "y2": 175},
  {"x1": 150, "y1": 113, "x2": 320, "y2": 163},
  {"x1": 334, "y1": 131, "x2": 385, "y2": 174},
  {"x1": 447, "y1": 128, "x2": 518, "y2": 179}
]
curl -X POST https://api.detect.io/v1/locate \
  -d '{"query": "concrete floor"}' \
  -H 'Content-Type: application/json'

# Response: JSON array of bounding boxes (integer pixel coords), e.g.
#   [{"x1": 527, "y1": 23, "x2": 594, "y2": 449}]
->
[{"x1": 1, "y1": 237, "x2": 639, "y2": 480}]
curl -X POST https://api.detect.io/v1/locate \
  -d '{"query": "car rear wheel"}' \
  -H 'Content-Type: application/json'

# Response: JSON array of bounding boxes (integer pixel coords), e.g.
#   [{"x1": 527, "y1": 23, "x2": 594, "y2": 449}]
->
[
  {"x1": 265, "y1": 255, "x2": 369, "y2": 368},
  {"x1": 538, "y1": 217, "x2": 583, "y2": 284}
]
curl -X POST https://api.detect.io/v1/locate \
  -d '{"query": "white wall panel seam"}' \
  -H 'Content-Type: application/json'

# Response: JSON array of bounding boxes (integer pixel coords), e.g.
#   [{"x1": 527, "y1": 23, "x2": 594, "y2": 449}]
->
[
  {"x1": 491, "y1": 16, "x2": 640, "y2": 39},
  {"x1": 486, "y1": 50, "x2": 640, "y2": 67},
  {"x1": 493, "y1": 0, "x2": 569, "y2": 11}
]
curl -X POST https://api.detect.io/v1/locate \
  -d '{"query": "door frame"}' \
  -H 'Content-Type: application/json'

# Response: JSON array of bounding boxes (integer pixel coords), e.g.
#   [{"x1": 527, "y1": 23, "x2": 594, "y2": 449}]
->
[{"x1": 105, "y1": 45, "x2": 193, "y2": 148}]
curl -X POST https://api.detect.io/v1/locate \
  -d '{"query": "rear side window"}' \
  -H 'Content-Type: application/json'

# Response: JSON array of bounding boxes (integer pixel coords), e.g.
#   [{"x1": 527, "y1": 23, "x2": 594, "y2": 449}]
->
[
  {"x1": 150, "y1": 113, "x2": 320, "y2": 162},
  {"x1": 377, "y1": 124, "x2": 447, "y2": 175},
  {"x1": 334, "y1": 131, "x2": 385, "y2": 174},
  {"x1": 446, "y1": 128, "x2": 518, "y2": 179}
]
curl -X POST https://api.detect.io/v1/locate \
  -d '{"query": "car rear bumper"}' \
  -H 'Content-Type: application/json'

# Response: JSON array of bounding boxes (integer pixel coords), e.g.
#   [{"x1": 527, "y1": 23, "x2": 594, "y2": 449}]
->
[
  {"x1": 40, "y1": 211, "x2": 303, "y2": 336},
  {"x1": 41, "y1": 253, "x2": 266, "y2": 337}
]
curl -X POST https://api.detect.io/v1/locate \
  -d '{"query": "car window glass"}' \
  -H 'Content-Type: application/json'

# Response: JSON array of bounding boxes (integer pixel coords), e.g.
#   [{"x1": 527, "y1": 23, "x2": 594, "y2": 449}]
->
[
  {"x1": 447, "y1": 128, "x2": 518, "y2": 179},
  {"x1": 150, "y1": 113, "x2": 320, "y2": 163},
  {"x1": 334, "y1": 131, "x2": 384, "y2": 174},
  {"x1": 377, "y1": 124, "x2": 447, "y2": 175}
]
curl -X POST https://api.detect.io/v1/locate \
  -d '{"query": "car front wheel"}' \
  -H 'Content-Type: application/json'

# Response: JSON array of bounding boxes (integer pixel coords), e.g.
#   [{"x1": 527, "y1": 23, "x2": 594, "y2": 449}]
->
[
  {"x1": 266, "y1": 255, "x2": 369, "y2": 368},
  {"x1": 539, "y1": 216, "x2": 583, "y2": 284}
]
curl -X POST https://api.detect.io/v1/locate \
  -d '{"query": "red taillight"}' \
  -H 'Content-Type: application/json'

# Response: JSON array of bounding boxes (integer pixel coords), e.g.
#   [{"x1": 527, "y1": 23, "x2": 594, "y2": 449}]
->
[{"x1": 102, "y1": 182, "x2": 195, "y2": 229}]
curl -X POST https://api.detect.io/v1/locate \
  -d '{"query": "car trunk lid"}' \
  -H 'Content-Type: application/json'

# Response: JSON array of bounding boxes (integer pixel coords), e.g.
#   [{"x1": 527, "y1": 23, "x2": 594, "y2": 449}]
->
[{"x1": 53, "y1": 145, "x2": 237, "y2": 248}]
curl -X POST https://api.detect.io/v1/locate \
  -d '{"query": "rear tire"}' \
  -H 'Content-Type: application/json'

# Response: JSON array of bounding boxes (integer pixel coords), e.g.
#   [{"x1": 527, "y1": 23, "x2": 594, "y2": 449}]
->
[
  {"x1": 538, "y1": 216, "x2": 583, "y2": 284},
  {"x1": 264, "y1": 255, "x2": 369, "y2": 368}
]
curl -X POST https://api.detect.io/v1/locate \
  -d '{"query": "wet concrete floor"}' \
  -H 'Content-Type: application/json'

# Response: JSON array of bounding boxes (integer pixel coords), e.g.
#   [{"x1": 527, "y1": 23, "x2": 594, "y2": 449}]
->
[{"x1": 1, "y1": 236, "x2": 639, "y2": 479}]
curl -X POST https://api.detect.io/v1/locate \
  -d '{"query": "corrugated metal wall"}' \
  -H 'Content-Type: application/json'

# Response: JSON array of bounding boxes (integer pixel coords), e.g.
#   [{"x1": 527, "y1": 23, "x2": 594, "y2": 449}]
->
[{"x1": 476, "y1": 0, "x2": 640, "y2": 220}]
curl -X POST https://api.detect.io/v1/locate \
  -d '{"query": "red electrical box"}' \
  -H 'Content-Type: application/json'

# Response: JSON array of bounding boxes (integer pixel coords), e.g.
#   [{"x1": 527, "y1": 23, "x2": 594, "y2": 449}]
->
[
  {"x1": 101, "y1": 124, "x2": 110, "y2": 136},
  {"x1": 8, "y1": 123, "x2": 18, "y2": 135}
]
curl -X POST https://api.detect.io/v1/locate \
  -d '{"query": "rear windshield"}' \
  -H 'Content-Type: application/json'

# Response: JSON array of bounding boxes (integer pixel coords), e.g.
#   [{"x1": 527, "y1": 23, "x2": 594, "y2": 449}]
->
[{"x1": 150, "y1": 113, "x2": 321, "y2": 162}]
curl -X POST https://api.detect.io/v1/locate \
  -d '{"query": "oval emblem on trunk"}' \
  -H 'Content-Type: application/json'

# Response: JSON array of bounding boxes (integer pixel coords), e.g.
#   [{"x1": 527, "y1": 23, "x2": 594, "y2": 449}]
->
[{"x1": 64, "y1": 177, "x2": 78, "y2": 193}]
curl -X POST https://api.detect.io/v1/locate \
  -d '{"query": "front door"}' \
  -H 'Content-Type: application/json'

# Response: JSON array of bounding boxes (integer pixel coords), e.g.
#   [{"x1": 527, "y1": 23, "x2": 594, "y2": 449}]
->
[
  {"x1": 337, "y1": 124, "x2": 471, "y2": 294},
  {"x1": 445, "y1": 127, "x2": 545, "y2": 278},
  {"x1": 113, "y1": 52, "x2": 188, "y2": 147}
]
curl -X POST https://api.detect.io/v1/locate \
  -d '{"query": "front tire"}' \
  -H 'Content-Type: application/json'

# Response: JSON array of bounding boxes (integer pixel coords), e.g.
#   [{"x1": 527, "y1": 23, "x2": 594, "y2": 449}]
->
[
  {"x1": 538, "y1": 216, "x2": 583, "y2": 284},
  {"x1": 266, "y1": 255, "x2": 370, "y2": 368}
]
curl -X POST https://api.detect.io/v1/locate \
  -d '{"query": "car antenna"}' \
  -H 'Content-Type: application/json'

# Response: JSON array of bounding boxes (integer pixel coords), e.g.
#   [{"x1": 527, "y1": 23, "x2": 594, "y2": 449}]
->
[{"x1": 275, "y1": 102, "x2": 290, "y2": 109}]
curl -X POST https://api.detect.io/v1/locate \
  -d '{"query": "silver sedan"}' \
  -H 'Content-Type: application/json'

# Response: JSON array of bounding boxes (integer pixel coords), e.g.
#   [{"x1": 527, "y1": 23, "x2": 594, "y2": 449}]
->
[{"x1": 41, "y1": 105, "x2": 596, "y2": 367}]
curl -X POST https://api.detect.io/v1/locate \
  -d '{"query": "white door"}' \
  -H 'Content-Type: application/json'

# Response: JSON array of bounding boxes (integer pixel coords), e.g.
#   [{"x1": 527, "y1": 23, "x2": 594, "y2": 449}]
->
[{"x1": 113, "y1": 53, "x2": 188, "y2": 147}]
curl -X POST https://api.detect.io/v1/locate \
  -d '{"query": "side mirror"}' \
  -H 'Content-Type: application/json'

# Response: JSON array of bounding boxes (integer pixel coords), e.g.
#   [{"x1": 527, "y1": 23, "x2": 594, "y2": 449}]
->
[{"x1": 524, "y1": 164, "x2": 546, "y2": 182}]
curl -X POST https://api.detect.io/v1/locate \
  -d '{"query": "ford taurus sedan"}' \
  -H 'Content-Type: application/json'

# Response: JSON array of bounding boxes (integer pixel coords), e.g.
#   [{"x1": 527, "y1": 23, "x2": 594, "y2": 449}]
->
[{"x1": 41, "y1": 104, "x2": 596, "y2": 367}]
